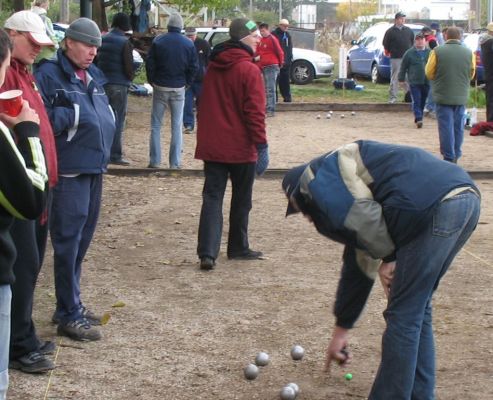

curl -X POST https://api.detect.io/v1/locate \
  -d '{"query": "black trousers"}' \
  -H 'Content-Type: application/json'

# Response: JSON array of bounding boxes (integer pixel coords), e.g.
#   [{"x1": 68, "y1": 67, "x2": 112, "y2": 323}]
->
[
  {"x1": 277, "y1": 66, "x2": 292, "y2": 102},
  {"x1": 485, "y1": 80, "x2": 493, "y2": 122},
  {"x1": 10, "y1": 193, "x2": 51, "y2": 359},
  {"x1": 197, "y1": 162, "x2": 256, "y2": 259}
]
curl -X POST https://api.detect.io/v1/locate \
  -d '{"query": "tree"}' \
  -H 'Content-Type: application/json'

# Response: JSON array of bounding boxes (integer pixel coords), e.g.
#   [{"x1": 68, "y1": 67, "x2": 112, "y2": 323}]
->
[{"x1": 336, "y1": 0, "x2": 377, "y2": 23}]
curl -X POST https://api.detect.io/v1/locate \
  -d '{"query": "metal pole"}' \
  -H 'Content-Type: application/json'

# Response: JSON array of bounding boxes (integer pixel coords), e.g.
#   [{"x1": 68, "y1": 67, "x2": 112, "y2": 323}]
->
[
  {"x1": 279, "y1": 0, "x2": 282, "y2": 20},
  {"x1": 80, "y1": 0, "x2": 92, "y2": 19},
  {"x1": 249, "y1": 0, "x2": 253, "y2": 18},
  {"x1": 489, "y1": 0, "x2": 493, "y2": 24}
]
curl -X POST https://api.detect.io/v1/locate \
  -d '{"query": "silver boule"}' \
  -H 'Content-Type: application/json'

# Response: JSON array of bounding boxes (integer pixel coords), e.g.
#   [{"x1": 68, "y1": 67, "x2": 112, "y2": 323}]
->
[
  {"x1": 255, "y1": 351, "x2": 270, "y2": 367},
  {"x1": 326, "y1": 114, "x2": 331, "y2": 119},
  {"x1": 280, "y1": 385, "x2": 296, "y2": 400},
  {"x1": 287, "y1": 382, "x2": 300, "y2": 396},
  {"x1": 340, "y1": 114, "x2": 345, "y2": 118},
  {"x1": 351, "y1": 111, "x2": 356, "y2": 115},
  {"x1": 290, "y1": 344, "x2": 304, "y2": 360},
  {"x1": 244, "y1": 363, "x2": 259, "y2": 380},
  {"x1": 316, "y1": 114, "x2": 321, "y2": 119}
]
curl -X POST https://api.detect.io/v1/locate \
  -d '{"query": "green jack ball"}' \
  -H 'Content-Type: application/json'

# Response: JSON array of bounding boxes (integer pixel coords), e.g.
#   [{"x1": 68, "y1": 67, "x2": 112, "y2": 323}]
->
[{"x1": 345, "y1": 373, "x2": 353, "y2": 381}]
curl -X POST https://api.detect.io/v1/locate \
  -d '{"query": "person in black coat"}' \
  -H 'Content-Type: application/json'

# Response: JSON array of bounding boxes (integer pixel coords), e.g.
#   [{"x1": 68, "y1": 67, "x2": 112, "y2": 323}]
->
[{"x1": 272, "y1": 19, "x2": 293, "y2": 103}]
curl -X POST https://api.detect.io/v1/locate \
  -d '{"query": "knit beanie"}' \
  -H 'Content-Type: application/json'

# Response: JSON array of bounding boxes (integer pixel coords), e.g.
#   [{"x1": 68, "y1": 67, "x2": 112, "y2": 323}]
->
[
  {"x1": 65, "y1": 17, "x2": 101, "y2": 47},
  {"x1": 111, "y1": 12, "x2": 132, "y2": 32},
  {"x1": 229, "y1": 18, "x2": 258, "y2": 41},
  {"x1": 167, "y1": 12, "x2": 183, "y2": 30}
]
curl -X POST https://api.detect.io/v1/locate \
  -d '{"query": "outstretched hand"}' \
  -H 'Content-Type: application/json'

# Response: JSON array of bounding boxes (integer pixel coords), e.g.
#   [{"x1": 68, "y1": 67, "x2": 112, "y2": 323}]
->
[{"x1": 324, "y1": 326, "x2": 351, "y2": 373}]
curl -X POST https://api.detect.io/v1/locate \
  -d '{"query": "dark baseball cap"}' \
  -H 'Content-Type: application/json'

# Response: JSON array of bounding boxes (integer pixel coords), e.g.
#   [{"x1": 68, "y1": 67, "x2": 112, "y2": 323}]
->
[{"x1": 395, "y1": 11, "x2": 406, "y2": 18}]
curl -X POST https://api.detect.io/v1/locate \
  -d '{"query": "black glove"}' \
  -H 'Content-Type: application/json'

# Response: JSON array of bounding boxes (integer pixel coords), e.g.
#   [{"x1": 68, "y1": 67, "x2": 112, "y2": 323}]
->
[{"x1": 256, "y1": 144, "x2": 269, "y2": 176}]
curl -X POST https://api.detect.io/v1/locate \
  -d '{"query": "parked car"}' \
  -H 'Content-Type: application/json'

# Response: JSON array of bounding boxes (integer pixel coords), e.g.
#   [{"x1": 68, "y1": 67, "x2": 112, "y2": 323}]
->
[
  {"x1": 347, "y1": 22, "x2": 424, "y2": 83},
  {"x1": 463, "y1": 32, "x2": 485, "y2": 82},
  {"x1": 196, "y1": 27, "x2": 334, "y2": 85}
]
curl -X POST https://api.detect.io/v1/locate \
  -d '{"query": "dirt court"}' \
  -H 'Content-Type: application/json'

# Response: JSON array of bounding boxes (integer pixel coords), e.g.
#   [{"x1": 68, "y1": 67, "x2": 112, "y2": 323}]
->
[{"x1": 8, "y1": 95, "x2": 493, "y2": 399}]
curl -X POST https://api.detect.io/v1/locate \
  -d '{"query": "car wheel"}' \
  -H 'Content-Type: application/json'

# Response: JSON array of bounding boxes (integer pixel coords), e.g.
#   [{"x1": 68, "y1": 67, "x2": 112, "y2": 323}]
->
[
  {"x1": 371, "y1": 63, "x2": 384, "y2": 84},
  {"x1": 291, "y1": 60, "x2": 315, "y2": 85}
]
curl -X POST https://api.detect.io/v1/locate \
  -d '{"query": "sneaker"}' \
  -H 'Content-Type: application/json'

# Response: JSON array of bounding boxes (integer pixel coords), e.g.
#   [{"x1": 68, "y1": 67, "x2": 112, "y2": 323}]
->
[
  {"x1": 200, "y1": 257, "x2": 215, "y2": 271},
  {"x1": 266, "y1": 112, "x2": 275, "y2": 118},
  {"x1": 416, "y1": 121, "x2": 423, "y2": 129},
  {"x1": 228, "y1": 249, "x2": 263, "y2": 260},
  {"x1": 52, "y1": 306, "x2": 102, "y2": 326},
  {"x1": 9, "y1": 351, "x2": 56, "y2": 374},
  {"x1": 39, "y1": 340, "x2": 56, "y2": 355},
  {"x1": 109, "y1": 159, "x2": 130, "y2": 166},
  {"x1": 147, "y1": 163, "x2": 160, "y2": 169},
  {"x1": 184, "y1": 126, "x2": 194, "y2": 134},
  {"x1": 80, "y1": 306, "x2": 103, "y2": 326},
  {"x1": 57, "y1": 318, "x2": 102, "y2": 342}
]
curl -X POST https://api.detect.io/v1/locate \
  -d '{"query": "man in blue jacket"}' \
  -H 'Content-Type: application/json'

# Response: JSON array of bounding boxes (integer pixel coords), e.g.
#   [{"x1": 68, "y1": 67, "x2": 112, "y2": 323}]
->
[
  {"x1": 282, "y1": 141, "x2": 480, "y2": 399},
  {"x1": 146, "y1": 12, "x2": 198, "y2": 169},
  {"x1": 96, "y1": 12, "x2": 135, "y2": 166},
  {"x1": 35, "y1": 18, "x2": 115, "y2": 342}
]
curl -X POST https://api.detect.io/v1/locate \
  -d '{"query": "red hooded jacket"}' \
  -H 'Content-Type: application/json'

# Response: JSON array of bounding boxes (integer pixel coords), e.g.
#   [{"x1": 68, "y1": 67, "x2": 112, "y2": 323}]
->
[
  {"x1": 195, "y1": 41, "x2": 267, "y2": 163},
  {"x1": 258, "y1": 34, "x2": 284, "y2": 68},
  {"x1": 2, "y1": 59, "x2": 58, "y2": 188}
]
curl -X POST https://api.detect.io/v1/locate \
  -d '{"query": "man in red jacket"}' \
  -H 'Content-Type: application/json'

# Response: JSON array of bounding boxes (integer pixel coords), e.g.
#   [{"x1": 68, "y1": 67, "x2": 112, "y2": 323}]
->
[
  {"x1": 258, "y1": 22, "x2": 284, "y2": 117},
  {"x1": 195, "y1": 18, "x2": 269, "y2": 271},
  {"x1": 2, "y1": 10, "x2": 57, "y2": 374}
]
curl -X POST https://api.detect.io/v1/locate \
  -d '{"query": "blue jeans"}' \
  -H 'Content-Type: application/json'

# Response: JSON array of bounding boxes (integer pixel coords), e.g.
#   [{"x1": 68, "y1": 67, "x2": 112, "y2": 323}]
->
[
  {"x1": 197, "y1": 162, "x2": 256, "y2": 260},
  {"x1": 149, "y1": 86, "x2": 185, "y2": 168},
  {"x1": 183, "y1": 81, "x2": 202, "y2": 130},
  {"x1": 369, "y1": 190, "x2": 480, "y2": 400},
  {"x1": 50, "y1": 175, "x2": 102, "y2": 323},
  {"x1": 435, "y1": 104, "x2": 465, "y2": 161},
  {"x1": 263, "y1": 65, "x2": 280, "y2": 114},
  {"x1": 425, "y1": 86, "x2": 435, "y2": 113},
  {"x1": 409, "y1": 84, "x2": 430, "y2": 122},
  {"x1": 0, "y1": 285, "x2": 11, "y2": 400},
  {"x1": 105, "y1": 84, "x2": 129, "y2": 162}
]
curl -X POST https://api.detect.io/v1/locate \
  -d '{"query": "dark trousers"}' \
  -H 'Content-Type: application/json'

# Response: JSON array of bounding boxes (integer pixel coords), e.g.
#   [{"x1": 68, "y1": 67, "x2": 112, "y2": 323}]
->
[
  {"x1": 197, "y1": 162, "x2": 256, "y2": 259},
  {"x1": 277, "y1": 66, "x2": 291, "y2": 102},
  {"x1": 485, "y1": 80, "x2": 493, "y2": 122},
  {"x1": 183, "y1": 81, "x2": 203, "y2": 130},
  {"x1": 9, "y1": 193, "x2": 51, "y2": 359},
  {"x1": 105, "y1": 84, "x2": 129, "y2": 161},
  {"x1": 409, "y1": 83, "x2": 430, "y2": 122},
  {"x1": 50, "y1": 174, "x2": 102, "y2": 323}
]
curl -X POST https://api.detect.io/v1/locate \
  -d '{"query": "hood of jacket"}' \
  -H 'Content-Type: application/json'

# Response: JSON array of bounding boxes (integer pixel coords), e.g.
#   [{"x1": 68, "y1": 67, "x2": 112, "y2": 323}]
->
[{"x1": 208, "y1": 40, "x2": 255, "y2": 70}]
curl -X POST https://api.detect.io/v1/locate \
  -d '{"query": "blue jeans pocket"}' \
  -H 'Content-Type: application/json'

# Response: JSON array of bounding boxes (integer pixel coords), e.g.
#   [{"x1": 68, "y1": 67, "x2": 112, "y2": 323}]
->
[{"x1": 432, "y1": 195, "x2": 469, "y2": 237}]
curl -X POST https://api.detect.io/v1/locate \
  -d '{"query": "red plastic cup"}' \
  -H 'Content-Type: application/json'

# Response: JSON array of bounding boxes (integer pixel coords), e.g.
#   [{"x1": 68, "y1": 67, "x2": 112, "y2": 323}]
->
[{"x1": 0, "y1": 90, "x2": 23, "y2": 117}]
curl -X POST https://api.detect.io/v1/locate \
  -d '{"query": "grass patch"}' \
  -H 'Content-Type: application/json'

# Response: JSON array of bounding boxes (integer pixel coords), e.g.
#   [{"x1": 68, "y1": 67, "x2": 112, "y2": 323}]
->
[{"x1": 132, "y1": 64, "x2": 486, "y2": 108}]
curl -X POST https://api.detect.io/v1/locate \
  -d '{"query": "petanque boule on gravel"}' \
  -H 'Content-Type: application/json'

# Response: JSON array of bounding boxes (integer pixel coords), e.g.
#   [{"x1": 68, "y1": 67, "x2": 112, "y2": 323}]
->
[
  {"x1": 287, "y1": 382, "x2": 300, "y2": 396},
  {"x1": 255, "y1": 351, "x2": 270, "y2": 367},
  {"x1": 316, "y1": 114, "x2": 321, "y2": 119},
  {"x1": 280, "y1": 385, "x2": 296, "y2": 400},
  {"x1": 340, "y1": 114, "x2": 345, "y2": 118},
  {"x1": 326, "y1": 113, "x2": 331, "y2": 119},
  {"x1": 244, "y1": 363, "x2": 259, "y2": 380},
  {"x1": 351, "y1": 111, "x2": 356, "y2": 116},
  {"x1": 290, "y1": 344, "x2": 304, "y2": 360}
]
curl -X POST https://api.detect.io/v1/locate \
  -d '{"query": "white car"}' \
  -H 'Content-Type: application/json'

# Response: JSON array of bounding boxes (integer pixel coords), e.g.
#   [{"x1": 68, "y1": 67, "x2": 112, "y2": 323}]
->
[{"x1": 196, "y1": 27, "x2": 334, "y2": 85}]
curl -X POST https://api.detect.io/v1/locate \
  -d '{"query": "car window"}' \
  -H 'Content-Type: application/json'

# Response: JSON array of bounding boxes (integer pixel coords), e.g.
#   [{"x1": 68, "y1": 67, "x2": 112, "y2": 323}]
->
[
  {"x1": 210, "y1": 32, "x2": 229, "y2": 47},
  {"x1": 197, "y1": 32, "x2": 207, "y2": 40},
  {"x1": 366, "y1": 36, "x2": 378, "y2": 50}
]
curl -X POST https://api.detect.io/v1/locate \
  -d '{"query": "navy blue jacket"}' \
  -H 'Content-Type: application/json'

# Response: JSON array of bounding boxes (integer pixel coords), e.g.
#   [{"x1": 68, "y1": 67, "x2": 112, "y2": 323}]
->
[
  {"x1": 97, "y1": 29, "x2": 134, "y2": 87},
  {"x1": 146, "y1": 27, "x2": 198, "y2": 87},
  {"x1": 285, "y1": 140, "x2": 478, "y2": 328},
  {"x1": 35, "y1": 49, "x2": 116, "y2": 175}
]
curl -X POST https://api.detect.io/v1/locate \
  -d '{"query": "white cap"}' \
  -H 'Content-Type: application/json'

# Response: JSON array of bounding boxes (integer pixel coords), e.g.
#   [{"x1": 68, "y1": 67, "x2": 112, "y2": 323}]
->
[
  {"x1": 279, "y1": 19, "x2": 289, "y2": 26},
  {"x1": 4, "y1": 11, "x2": 54, "y2": 46}
]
